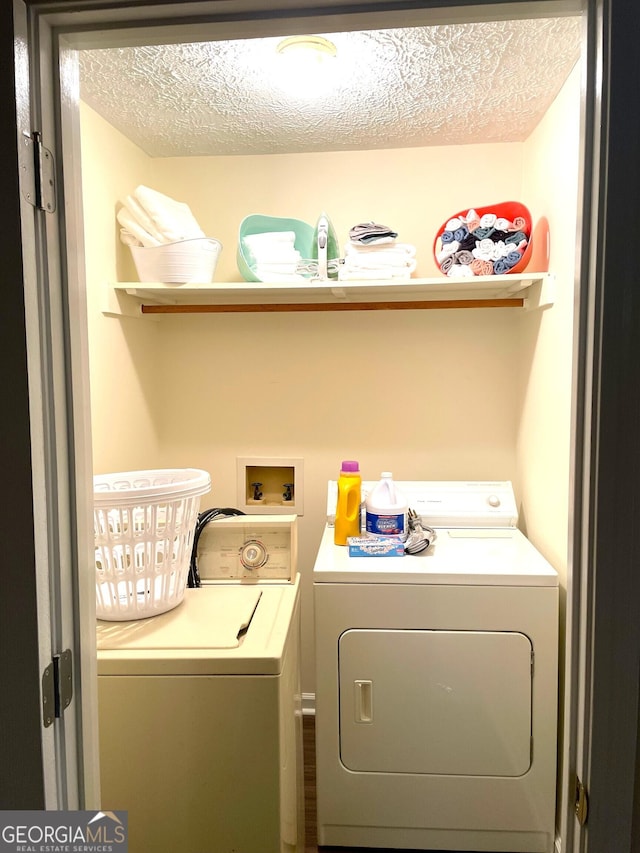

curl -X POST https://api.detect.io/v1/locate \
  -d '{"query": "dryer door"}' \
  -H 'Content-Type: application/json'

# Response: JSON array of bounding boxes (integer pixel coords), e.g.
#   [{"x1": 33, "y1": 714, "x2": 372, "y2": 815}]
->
[{"x1": 339, "y1": 629, "x2": 532, "y2": 777}]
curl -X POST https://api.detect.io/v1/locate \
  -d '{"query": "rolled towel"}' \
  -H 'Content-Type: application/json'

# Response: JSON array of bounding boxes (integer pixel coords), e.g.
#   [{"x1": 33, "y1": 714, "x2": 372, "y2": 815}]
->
[
  {"x1": 458, "y1": 233, "x2": 478, "y2": 253},
  {"x1": 504, "y1": 250, "x2": 523, "y2": 269},
  {"x1": 479, "y1": 212, "x2": 497, "y2": 228},
  {"x1": 445, "y1": 217, "x2": 464, "y2": 231},
  {"x1": 506, "y1": 230, "x2": 527, "y2": 245},
  {"x1": 436, "y1": 242, "x2": 460, "y2": 264},
  {"x1": 472, "y1": 226, "x2": 496, "y2": 240},
  {"x1": 440, "y1": 230, "x2": 455, "y2": 244},
  {"x1": 470, "y1": 258, "x2": 494, "y2": 276},
  {"x1": 512, "y1": 216, "x2": 527, "y2": 230},
  {"x1": 453, "y1": 226, "x2": 469, "y2": 242},
  {"x1": 490, "y1": 241, "x2": 510, "y2": 261},
  {"x1": 447, "y1": 263, "x2": 474, "y2": 278},
  {"x1": 472, "y1": 238, "x2": 495, "y2": 261},
  {"x1": 454, "y1": 250, "x2": 474, "y2": 265},
  {"x1": 440, "y1": 256, "x2": 455, "y2": 274},
  {"x1": 493, "y1": 258, "x2": 511, "y2": 275},
  {"x1": 494, "y1": 217, "x2": 512, "y2": 230}
]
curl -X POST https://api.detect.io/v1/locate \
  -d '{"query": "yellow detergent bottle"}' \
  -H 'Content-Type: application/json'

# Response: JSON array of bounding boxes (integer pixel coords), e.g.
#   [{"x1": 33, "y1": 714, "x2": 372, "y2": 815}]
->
[{"x1": 334, "y1": 460, "x2": 362, "y2": 546}]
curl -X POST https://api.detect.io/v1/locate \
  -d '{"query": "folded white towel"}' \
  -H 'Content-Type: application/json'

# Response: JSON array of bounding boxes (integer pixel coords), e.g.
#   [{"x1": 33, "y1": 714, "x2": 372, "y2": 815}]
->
[
  {"x1": 119, "y1": 228, "x2": 143, "y2": 247},
  {"x1": 252, "y1": 262, "x2": 300, "y2": 275},
  {"x1": 243, "y1": 231, "x2": 296, "y2": 246},
  {"x1": 246, "y1": 248, "x2": 301, "y2": 263},
  {"x1": 345, "y1": 241, "x2": 417, "y2": 258},
  {"x1": 342, "y1": 256, "x2": 417, "y2": 272},
  {"x1": 116, "y1": 207, "x2": 162, "y2": 247},
  {"x1": 124, "y1": 195, "x2": 165, "y2": 244},
  {"x1": 133, "y1": 185, "x2": 205, "y2": 242}
]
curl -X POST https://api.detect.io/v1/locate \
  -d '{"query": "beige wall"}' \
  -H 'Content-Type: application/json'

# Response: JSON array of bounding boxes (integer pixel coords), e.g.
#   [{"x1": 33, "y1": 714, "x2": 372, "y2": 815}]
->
[
  {"x1": 81, "y1": 65, "x2": 578, "y2": 697},
  {"x1": 81, "y1": 103, "x2": 163, "y2": 473},
  {"x1": 517, "y1": 62, "x2": 580, "y2": 582}
]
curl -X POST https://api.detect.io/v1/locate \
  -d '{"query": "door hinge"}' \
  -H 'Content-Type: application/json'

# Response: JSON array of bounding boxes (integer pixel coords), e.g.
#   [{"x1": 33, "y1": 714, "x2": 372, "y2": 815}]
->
[
  {"x1": 575, "y1": 774, "x2": 589, "y2": 826},
  {"x1": 20, "y1": 130, "x2": 57, "y2": 213},
  {"x1": 42, "y1": 649, "x2": 73, "y2": 728}
]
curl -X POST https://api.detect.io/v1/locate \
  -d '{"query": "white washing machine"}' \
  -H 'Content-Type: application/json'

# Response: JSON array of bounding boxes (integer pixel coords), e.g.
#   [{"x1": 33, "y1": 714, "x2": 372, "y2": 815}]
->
[
  {"x1": 314, "y1": 482, "x2": 558, "y2": 853},
  {"x1": 97, "y1": 514, "x2": 304, "y2": 853}
]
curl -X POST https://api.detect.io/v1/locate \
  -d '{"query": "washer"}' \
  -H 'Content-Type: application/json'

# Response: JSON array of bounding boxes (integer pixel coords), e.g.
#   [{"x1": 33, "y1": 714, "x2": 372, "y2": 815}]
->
[
  {"x1": 314, "y1": 482, "x2": 559, "y2": 853},
  {"x1": 97, "y1": 514, "x2": 303, "y2": 853}
]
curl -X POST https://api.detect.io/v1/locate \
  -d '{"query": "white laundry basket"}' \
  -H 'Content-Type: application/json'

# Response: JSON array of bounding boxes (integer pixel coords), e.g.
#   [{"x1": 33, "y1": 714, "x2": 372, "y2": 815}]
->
[
  {"x1": 93, "y1": 468, "x2": 211, "y2": 621},
  {"x1": 129, "y1": 238, "x2": 222, "y2": 283}
]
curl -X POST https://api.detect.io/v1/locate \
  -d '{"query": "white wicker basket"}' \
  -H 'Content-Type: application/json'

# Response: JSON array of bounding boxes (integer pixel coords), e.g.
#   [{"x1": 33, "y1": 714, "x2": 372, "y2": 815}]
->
[
  {"x1": 129, "y1": 238, "x2": 222, "y2": 284},
  {"x1": 93, "y1": 468, "x2": 211, "y2": 621}
]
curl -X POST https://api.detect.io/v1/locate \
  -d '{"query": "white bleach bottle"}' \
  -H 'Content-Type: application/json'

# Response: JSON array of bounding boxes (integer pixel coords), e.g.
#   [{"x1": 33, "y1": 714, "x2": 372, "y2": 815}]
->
[{"x1": 365, "y1": 472, "x2": 408, "y2": 539}]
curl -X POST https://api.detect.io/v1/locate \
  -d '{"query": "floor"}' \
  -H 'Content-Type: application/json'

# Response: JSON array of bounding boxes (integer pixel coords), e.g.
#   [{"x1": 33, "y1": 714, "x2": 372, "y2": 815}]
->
[{"x1": 303, "y1": 714, "x2": 501, "y2": 853}]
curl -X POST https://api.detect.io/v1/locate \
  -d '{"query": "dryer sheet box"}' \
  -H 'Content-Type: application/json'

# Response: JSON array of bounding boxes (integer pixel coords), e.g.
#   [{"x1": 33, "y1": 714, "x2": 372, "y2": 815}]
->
[{"x1": 347, "y1": 536, "x2": 405, "y2": 557}]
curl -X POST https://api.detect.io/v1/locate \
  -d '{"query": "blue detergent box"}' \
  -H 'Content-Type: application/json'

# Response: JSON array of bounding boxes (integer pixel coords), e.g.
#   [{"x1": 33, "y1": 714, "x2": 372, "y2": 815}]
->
[{"x1": 347, "y1": 536, "x2": 405, "y2": 557}]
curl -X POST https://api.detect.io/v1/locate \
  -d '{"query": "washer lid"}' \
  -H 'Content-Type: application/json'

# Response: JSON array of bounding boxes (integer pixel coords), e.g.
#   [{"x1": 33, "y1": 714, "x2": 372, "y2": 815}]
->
[
  {"x1": 97, "y1": 587, "x2": 261, "y2": 651},
  {"x1": 96, "y1": 583, "x2": 299, "y2": 675}
]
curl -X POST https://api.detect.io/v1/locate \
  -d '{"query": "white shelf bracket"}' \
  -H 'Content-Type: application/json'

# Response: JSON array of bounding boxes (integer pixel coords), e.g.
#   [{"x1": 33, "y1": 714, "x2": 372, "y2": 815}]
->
[
  {"x1": 100, "y1": 281, "x2": 145, "y2": 319},
  {"x1": 524, "y1": 273, "x2": 556, "y2": 311}
]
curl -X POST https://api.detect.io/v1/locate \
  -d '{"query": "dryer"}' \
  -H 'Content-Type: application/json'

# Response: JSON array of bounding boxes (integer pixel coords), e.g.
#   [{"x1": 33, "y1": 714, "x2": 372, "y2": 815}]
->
[
  {"x1": 97, "y1": 514, "x2": 303, "y2": 853},
  {"x1": 313, "y1": 482, "x2": 558, "y2": 853}
]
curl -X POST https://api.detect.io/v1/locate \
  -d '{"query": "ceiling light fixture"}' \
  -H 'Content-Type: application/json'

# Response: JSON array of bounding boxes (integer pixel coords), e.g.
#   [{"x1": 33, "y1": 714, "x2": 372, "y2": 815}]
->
[
  {"x1": 275, "y1": 35, "x2": 338, "y2": 59},
  {"x1": 272, "y1": 35, "x2": 339, "y2": 98}
]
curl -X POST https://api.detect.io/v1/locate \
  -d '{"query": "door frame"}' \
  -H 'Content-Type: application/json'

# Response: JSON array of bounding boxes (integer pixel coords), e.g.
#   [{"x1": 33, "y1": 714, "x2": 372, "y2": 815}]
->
[{"x1": 12, "y1": 2, "x2": 638, "y2": 851}]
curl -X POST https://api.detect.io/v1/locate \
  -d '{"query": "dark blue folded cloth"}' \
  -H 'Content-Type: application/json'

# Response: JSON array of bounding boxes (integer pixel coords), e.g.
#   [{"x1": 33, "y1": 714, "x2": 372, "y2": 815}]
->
[
  {"x1": 493, "y1": 258, "x2": 510, "y2": 275},
  {"x1": 441, "y1": 230, "x2": 455, "y2": 244},
  {"x1": 453, "y1": 226, "x2": 469, "y2": 242}
]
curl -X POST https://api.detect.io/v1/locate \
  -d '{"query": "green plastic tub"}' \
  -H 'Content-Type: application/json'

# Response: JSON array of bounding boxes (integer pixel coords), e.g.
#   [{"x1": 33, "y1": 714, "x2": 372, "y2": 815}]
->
[{"x1": 237, "y1": 214, "x2": 315, "y2": 282}]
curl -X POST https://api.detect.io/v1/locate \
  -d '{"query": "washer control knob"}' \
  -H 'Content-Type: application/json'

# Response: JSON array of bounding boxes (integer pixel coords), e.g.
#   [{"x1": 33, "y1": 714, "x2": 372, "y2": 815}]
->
[
  {"x1": 487, "y1": 494, "x2": 501, "y2": 508},
  {"x1": 239, "y1": 539, "x2": 268, "y2": 570}
]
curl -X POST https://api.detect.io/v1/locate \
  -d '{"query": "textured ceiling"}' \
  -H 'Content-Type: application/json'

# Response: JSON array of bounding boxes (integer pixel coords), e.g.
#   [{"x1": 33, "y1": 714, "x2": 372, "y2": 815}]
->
[{"x1": 78, "y1": 18, "x2": 582, "y2": 158}]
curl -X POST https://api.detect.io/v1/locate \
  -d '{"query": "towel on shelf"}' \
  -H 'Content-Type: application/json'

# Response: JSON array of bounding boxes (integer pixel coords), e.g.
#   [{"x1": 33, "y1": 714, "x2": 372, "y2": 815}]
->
[
  {"x1": 116, "y1": 207, "x2": 162, "y2": 248},
  {"x1": 434, "y1": 204, "x2": 532, "y2": 278},
  {"x1": 117, "y1": 185, "x2": 206, "y2": 247},
  {"x1": 349, "y1": 221, "x2": 399, "y2": 244},
  {"x1": 242, "y1": 230, "x2": 303, "y2": 279},
  {"x1": 341, "y1": 222, "x2": 417, "y2": 280},
  {"x1": 132, "y1": 185, "x2": 205, "y2": 242}
]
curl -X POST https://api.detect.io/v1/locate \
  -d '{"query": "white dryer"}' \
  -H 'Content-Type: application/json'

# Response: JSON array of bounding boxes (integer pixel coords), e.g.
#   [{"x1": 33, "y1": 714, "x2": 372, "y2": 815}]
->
[
  {"x1": 313, "y1": 482, "x2": 558, "y2": 853},
  {"x1": 97, "y1": 514, "x2": 303, "y2": 853}
]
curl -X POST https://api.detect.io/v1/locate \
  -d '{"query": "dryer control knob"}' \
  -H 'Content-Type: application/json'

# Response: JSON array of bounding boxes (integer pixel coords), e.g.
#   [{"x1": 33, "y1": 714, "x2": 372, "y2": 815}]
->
[
  {"x1": 487, "y1": 494, "x2": 501, "y2": 508},
  {"x1": 239, "y1": 540, "x2": 268, "y2": 570}
]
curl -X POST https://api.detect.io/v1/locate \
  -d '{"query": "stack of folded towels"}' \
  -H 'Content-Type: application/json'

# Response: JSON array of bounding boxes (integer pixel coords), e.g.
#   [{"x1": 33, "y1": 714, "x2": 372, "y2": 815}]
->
[
  {"x1": 434, "y1": 208, "x2": 530, "y2": 277},
  {"x1": 117, "y1": 185, "x2": 206, "y2": 246},
  {"x1": 338, "y1": 221, "x2": 418, "y2": 281},
  {"x1": 242, "y1": 231, "x2": 305, "y2": 282}
]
